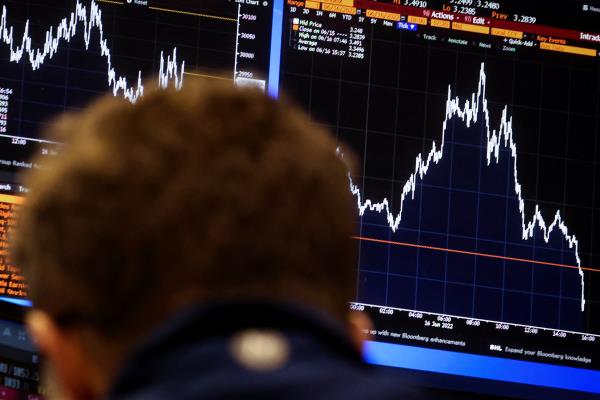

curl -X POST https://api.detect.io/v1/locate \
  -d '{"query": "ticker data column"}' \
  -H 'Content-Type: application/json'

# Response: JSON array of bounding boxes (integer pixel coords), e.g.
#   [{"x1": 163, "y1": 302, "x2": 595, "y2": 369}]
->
[
  {"x1": 289, "y1": 13, "x2": 366, "y2": 59},
  {"x1": 233, "y1": 0, "x2": 275, "y2": 88}
]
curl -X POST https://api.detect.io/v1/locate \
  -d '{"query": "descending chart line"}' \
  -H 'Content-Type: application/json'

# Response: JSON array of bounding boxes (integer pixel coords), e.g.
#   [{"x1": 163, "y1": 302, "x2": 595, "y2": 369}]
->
[
  {"x1": 0, "y1": 0, "x2": 185, "y2": 104},
  {"x1": 347, "y1": 62, "x2": 587, "y2": 311}
]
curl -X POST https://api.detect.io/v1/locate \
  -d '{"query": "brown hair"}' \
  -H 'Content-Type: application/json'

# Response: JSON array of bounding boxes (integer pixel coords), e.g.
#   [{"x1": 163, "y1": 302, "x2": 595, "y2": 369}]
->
[{"x1": 12, "y1": 79, "x2": 356, "y2": 342}]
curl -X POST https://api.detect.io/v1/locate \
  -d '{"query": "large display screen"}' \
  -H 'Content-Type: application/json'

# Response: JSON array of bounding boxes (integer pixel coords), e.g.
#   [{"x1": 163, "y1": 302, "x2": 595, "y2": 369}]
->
[
  {"x1": 0, "y1": 0, "x2": 273, "y2": 174},
  {"x1": 0, "y1": 0, "x2": 275, "y2": 301},
  {"x1": 275, "y1": 0, "x2": 600, "y2": 397},
  {"x1": 1, "y1": 0, "x2": 600, "y2": 398}
]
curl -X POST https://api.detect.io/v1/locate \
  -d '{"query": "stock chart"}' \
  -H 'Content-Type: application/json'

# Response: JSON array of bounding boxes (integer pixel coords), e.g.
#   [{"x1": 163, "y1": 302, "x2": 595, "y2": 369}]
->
[
  {"x1": 279, "y1": 0, "x2": 600, "y2": 371},
  {"x1": 0, "y1": 0, "x2": 272, "y2": 175},
  {"x1": 0, "y1": 0, "x2": 273, "y2": 304}
]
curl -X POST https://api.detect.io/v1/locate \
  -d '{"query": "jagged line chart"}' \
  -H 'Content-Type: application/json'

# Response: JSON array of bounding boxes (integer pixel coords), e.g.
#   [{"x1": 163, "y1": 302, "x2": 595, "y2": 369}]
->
[
  {"x1": 347, "y1": 62, "x2": 586, "y2": 312},
  {"x1": 0, "y1": 0, "x2": 185, "y2": 103}
]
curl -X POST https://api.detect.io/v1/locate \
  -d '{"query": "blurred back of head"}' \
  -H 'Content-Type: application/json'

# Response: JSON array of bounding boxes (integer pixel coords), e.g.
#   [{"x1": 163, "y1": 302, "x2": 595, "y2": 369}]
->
[{"x1": 12, "y1": 79, "x2": 356, "y2": 351}]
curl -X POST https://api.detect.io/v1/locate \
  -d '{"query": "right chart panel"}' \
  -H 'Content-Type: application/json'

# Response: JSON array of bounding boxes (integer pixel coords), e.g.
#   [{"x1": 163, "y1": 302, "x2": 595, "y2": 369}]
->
[{"x1": 279, "y1": 0, "x2": 600, "y2": 374}]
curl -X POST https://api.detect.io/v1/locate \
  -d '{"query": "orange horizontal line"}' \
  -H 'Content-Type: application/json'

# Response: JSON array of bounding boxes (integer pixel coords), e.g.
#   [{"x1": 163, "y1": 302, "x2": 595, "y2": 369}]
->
[
  {"x1": 96, "y1": 0, "x2": 124, "y2": 5},
  {"x1": 354, "y1": 236, "x2": 599, "y2": 273},
  {"x1": 148, "y1": 6, "x2": 237, "y2": 22},
  {"x1": 183, "y1": 72, "x2": 232, "y2": 81}
]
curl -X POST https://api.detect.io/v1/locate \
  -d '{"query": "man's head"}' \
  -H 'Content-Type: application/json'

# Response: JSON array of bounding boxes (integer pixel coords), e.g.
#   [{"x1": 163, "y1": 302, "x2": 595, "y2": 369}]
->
[{"x1": 12, "y1": 80, "x2": 363, "y2": 398}]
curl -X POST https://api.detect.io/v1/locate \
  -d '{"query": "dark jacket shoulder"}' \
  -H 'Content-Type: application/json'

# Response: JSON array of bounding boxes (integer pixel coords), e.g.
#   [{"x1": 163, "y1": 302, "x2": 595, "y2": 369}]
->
[{"x1": 108, "y1": 302, "x2": 425, "y2": 400}]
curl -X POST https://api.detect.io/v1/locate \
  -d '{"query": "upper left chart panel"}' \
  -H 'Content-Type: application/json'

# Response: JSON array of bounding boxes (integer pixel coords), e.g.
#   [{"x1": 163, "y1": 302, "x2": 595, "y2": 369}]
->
[{"x1": 0, "y1": 0, "x2": 275, "y2": 177}]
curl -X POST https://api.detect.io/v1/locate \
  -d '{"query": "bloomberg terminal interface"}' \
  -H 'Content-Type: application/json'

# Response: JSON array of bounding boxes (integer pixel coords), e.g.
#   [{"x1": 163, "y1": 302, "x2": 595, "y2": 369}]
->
[
  {"x1": 0, "y1": 0, "x2": 275, "y2": 303},
  {"x1": 276, "y1": 0, "x2": 600, "y2": 396},
  {"x1": 0, "y1": 0, "x2": 599, "y2": 398},
  {"x1": 0, "y1": 0, "x2": 273, "y2": 175}
]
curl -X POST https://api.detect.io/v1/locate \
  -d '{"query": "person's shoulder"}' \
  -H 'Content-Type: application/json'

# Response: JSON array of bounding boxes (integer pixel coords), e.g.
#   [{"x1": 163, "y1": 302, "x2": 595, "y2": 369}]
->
[
  {"x1": 109, "y1": 303, "x2": 434, "y2": 400},
  {"x1": 270, "y1": 338, "x2": 429, "y2": 400},
  {"x1": 309, "y1": 364, "x2": 430, "y2": 400}
]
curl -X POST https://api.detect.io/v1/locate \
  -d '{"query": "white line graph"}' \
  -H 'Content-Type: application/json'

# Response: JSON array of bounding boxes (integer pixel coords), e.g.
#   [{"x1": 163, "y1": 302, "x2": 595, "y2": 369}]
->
[
  {"x1": 0, "y1": 0, "x2": 185, "y2": 103},
  {"x1": 348, "y1": 62, "x2": 586, "y2": 311}
]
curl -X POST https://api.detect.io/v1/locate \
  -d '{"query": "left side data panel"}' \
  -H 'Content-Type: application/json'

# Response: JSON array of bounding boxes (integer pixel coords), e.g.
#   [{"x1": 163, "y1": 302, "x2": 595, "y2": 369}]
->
[
  {"x1": 0, "y1": 0, "x2": 274, "y2": 175},
  {"x1": 0, "y1": 0, "x2": 275, "y2": 304}
]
